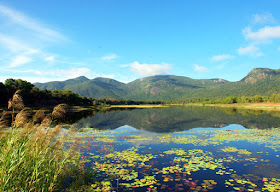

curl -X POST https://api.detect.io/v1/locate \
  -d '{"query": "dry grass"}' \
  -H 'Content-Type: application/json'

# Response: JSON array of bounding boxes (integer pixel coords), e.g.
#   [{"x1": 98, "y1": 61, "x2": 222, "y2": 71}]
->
[
  {"x1": 14, "y1": 107, "x2": 33, "y2": 128},
  {"x1": 199, "y1": 103, "x2": 280, "y2": 111},
  {"x1": 40, "y1": 114, "x2": 52, "y2": 128},
  {"x1": 110, "y1": 104, "x2": 169, "y2": 108},
  {"x1": 52, "y1": 104, "x2": 68, "y2": 120},
  {"x1": 33, "y1": 109, "x2": 46, "y2": 124},
  {"x1": 8, "y1": 90, "x2": 24, "y2": 111},
  {"x1": 0, "y1": 112, "x2": 12, "y2": 128}
]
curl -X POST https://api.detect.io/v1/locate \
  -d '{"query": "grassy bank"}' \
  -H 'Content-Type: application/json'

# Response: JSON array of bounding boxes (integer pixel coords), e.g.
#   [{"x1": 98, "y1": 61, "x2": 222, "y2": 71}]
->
[{"x1": 180, "y1": 103, "x2": 280, "y2": 111}]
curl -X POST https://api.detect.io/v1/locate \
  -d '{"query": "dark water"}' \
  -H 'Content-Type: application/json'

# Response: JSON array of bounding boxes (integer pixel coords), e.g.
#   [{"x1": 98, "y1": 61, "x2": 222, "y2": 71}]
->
[{"x1": 66, "y1": 106, "x2": 280, "y2": 191}]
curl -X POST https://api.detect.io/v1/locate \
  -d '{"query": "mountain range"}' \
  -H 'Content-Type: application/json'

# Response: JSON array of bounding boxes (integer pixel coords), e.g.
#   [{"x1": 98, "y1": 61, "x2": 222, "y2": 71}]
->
[{"x1": 34, "y1": 68, "x2": 280, "y2": 101}]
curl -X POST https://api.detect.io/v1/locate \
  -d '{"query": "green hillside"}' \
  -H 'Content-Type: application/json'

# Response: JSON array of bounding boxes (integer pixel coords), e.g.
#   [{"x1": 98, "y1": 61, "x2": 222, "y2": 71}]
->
[
  {"x1": 35, "y1": 76, "x2": 128, "y2": 99},
  {"x1": 34, "y1": 68, "x2": 280, "y2": 101}
]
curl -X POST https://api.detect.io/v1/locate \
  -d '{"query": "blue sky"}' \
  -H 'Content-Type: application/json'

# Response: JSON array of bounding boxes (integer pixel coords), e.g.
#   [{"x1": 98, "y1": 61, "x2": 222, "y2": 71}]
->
[{"x1": 0, "y1": 0, "x2": 280, "y2": 83}]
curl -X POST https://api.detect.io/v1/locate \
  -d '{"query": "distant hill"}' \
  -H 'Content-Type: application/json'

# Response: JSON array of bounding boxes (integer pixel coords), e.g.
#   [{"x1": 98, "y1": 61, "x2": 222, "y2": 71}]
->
[
  {"x1": 34, "y1": 68, "x2": 280, "y2": 101},
  {"x1": 35, "y1": 76, "x2": 128, "y2": 99}
]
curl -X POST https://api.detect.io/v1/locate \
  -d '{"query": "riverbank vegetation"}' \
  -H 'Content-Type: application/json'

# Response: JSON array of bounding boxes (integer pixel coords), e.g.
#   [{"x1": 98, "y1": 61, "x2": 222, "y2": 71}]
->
[
  {"x1": 0, "y1": 91, "x2": 92, "y2": 191},
  {"x1": 179, "y1": 94, "x2": 280, "y2": 105}
]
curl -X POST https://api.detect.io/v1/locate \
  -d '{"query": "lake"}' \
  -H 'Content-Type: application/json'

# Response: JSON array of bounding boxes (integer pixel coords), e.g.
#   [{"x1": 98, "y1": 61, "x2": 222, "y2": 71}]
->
[{"x1": 66, "y1": 106, "x2": 280, "y2": 191}]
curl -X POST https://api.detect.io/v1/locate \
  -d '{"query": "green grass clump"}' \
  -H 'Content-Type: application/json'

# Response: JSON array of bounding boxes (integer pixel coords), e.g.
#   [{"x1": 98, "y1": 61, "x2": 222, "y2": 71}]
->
[
  {"x1": 0, "y1": 90, "x2": 93, "y2": 191},
  {"x1": 0, "y1": 124, "x2": 82, "y2": 191}
]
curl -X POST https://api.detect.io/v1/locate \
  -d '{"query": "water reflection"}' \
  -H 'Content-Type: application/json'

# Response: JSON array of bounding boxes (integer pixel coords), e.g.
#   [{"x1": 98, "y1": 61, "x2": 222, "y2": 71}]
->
[{"x1": 72, "y1": 106, "x2": 280, "y2": 132}]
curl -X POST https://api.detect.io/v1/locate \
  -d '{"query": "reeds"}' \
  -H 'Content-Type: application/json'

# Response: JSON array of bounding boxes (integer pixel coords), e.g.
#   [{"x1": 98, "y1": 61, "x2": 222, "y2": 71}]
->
[
  {"x1": 14, "y1": 107, "x2": 33, "y2": 128},
  {"x1": 0, "y1": 124, "x2": 82, "y2": 191},
  {"x1": 0, "y1": 112, "x2": 11, "y2": 128},
  {"x1": 0, "y1": 90, "x2": 90, "y2": 191},
  {"x1": 52, "y1": 104, "x2": 68, "y2": 120},
  {"x1": 8, "y1": 90, "x2": 24, "y2": 111},
  {"x1": 0, "y1": 90, "x2": 69, "y2": 129},
  {"x1": 33, "y1": 109, "x2": 46, "y2": 124}
]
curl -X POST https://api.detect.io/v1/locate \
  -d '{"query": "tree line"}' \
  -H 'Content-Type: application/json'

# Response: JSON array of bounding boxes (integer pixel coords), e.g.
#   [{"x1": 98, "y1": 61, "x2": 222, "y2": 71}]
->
[
  {"x1": 0, "y1": 78, "x2": 162, "y2": 108},
  {"x1": 181, "y1": 94, "x2": 280, "y2": 104}
]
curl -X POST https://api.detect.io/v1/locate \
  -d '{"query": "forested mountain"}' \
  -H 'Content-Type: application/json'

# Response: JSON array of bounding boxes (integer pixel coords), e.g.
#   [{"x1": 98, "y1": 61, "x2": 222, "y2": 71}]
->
[
  {"x1": 34, "y1": 68, "x2": 280, "y2": 101},
  {"x1": 35, "y1": 76, "x2": 128, "y2": 99}
]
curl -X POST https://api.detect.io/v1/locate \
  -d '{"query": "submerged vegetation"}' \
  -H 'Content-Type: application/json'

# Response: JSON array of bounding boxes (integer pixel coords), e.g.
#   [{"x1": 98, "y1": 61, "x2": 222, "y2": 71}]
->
[{"x1": 65, "y1": 125, "x2": 280, "y2": 191}]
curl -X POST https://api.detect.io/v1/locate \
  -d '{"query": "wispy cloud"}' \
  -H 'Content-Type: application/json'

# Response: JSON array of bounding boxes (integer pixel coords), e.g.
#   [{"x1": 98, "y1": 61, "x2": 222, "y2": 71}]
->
[
  {"x1": 0, "y1": 4, "x2": 67, "y2": 70},
  {"x1": 211, "y1": 54, "x2": 235, "y2": 62},
  {"x1": 0, "y1": 34, "x2": 33, "y2": 53},
  {"x1": 237, "y1": 44, "x2": 263, "y2": 56},
  {"x1": 0, "y1": 4, "x2": 65, "y2": 41},
  {"x1": 101, "y1": 53, "x2": 118, "y2": 61},
  {"x1": 194, "y1": 64, "x2": 208, "y2": 72},
  {"x1": 44, "y1": 56, "x2": 55, "y2": 62},
  {"x1": 127, "y1": 61, "x2": 172, "y2": 76},
  {"x1": 10, "y1": 55, "x2": 32, "y2": 67},
  {"x1": 252, "y1": 13, "x2": 276, "y2": 25}
]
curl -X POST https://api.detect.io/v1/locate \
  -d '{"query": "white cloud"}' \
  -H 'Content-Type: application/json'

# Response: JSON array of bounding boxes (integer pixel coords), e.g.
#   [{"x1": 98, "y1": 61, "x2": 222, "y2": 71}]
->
[
  {"x1": 128, "y1": 61, "x2": 172, "y2": 76},
  {"x1": 0, "y1": 4, "x2": 64, "y2": 41},
  {"x1": 237, "y1": 44, "x2": 263, "y2": 56},
  {"x1": 9, "y1": 55, "x2": 32, "y2": 67},
  {"x1": 243, "y1": 26, "x2": 280, "y2": 42},
  {"x1": 238, "y1": 13, "x2": 280, "y2": 56},
  {"x1": 45, "y1": 56, "x2": 55, "y2": 62},
  {"x1": 252, "y1": 13, "x2": 276, "y2": 25},
  {"x1": 194, "y1": 64, "x2": 208, "y2": 72},
  {"x1": 101, "y1": 54, "x2": 118, "y2": 61},
  {"x1": 211, "y1": 54, "x2": 235, "y2": 62}
]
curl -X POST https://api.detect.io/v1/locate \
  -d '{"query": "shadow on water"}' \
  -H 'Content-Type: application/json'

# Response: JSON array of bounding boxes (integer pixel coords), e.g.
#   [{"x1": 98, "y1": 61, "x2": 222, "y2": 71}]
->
[{"x1": 70, "y1": 106, "x2": 280, "y2": 132}]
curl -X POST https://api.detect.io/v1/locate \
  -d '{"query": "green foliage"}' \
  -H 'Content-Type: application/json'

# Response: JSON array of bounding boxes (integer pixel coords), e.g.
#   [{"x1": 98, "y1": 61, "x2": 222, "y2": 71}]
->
[
  {"x1": 5, "y1": 78, "x2": 34, "y2": 94},
  {"x1": 0, "y1": 79, "x2": 94, "y2": 107}
]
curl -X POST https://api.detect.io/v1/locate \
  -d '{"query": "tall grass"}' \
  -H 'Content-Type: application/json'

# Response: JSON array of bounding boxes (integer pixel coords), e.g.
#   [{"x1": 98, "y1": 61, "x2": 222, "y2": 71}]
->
[
  {"x1": 0, "y1": 124, "x2": 81, "y2": 191},
  {"x1": 0, "y1": 90, "x2": 91, "y2": 191}
]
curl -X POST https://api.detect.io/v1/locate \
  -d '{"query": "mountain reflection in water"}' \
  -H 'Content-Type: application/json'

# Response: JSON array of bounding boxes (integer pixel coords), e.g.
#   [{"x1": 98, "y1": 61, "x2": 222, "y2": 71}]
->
[{"x1": 71, "y1": 106, "x2": 280, "y2": 132}]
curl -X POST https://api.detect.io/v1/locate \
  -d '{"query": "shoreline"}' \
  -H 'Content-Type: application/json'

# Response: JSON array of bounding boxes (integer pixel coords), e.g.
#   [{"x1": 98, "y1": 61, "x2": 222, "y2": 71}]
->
[
  {"x1": 177, "y1": 103, "x2": 280, "y2": 111},
  {"x1": 109, "y1": 104, "x2": 169, "y2": 108}
]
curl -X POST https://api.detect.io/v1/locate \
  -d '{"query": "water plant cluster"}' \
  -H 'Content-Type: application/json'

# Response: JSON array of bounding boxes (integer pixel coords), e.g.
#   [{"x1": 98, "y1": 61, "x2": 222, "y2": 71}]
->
[{"x1": 68, "y1": 126, "x2": 280, "y2": 191}]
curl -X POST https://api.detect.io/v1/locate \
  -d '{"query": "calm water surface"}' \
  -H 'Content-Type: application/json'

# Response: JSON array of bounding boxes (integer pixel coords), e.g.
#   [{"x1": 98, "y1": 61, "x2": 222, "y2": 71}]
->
[{"x1": 67, "y1": 106, "x2": 280, "y2": 191}]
